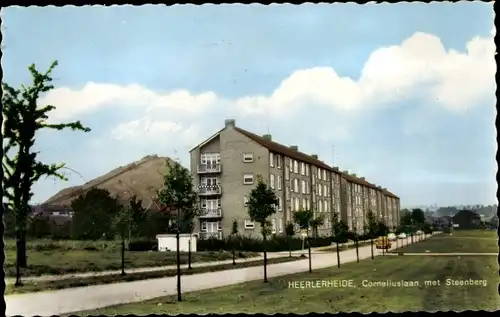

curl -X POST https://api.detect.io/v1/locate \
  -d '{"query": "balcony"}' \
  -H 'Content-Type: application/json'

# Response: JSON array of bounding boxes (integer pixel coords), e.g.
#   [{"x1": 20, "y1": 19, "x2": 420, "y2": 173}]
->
[
  {"x1": 198, "y1": 185, "x2": 222, "y2": 196},
  {"x1": 200, "y1": 208, "x2": 222, "y2": 218},
  {"x1": 198, "y1": 163, "x2": 222, "y2": 174},
  {"x1": 199, "y1": 232, "x2": 223, "y2": 240}
]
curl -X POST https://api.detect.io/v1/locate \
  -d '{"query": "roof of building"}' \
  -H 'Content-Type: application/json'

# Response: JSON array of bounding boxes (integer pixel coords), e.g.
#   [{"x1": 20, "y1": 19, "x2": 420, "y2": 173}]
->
[
  {"x1": 234, "y1": 127, "x2": 335, "y2": 171},
  {"x1": 235, "y1": 126, "x2": 400, "y2": 199},
  {"x1": 381, "y1": 188, "x2": 399, "y2": 199}
]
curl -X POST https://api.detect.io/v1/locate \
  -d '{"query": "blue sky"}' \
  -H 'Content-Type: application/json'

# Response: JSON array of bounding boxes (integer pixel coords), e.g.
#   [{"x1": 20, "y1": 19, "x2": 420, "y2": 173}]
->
[{"x1": 2, "y1": 3, "x2": 496, "y2": 207}]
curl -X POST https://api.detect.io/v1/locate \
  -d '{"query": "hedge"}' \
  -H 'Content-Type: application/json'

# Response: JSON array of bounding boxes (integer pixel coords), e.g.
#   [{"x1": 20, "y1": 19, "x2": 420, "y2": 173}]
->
[{"x1": 197, "y1": 235, "x2": 332, "y2": 252}]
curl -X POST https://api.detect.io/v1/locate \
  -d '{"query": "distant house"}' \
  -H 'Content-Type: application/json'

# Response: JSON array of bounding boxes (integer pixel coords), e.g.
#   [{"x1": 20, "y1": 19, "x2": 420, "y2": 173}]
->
[
  {"x1": 452, "y1": 209, "x2": 481, "y2": 229},
  {"x1": 30, "y1": 204, "x2": 73, "y2": 226}
]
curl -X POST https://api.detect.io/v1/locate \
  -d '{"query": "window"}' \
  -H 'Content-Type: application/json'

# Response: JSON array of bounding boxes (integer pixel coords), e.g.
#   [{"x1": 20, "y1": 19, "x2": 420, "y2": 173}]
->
[
  {"x1": 243, "y1": 153, "x2": 254, "y2": 163},
  {"x1": 324, "y1": 185, "x2": 328, "y2": 197},
  {"x1": 244, "y1": 219, "x2": 255, "y2": 229},
  {"x1": 324, "y1": 201, "x2": 328, "y2": 213},
  {"x1": 290, "y1": 179, "x2": 294, "y2": 192},
  {"x1": 293, "y1": 160, "x2": 298, "y2": 173},
  {"x1": 243, "y1": 174, "x2": 254, "y2": 185},
  {"x1": 285, "y1": 168, "x2": 290, "y2": 180},
  {"x1": 318, "y1": 201, "x2": 323, "y2": 213},
  {"x1": 295, "y1": 197, "x2": 300, "y2": 211},
  {"x1": 271, "y1": 219, "x2": 277, "y2": 233},
  {"x1": 244, "y1": 196, "x2": 249, "y2": 207},
  {"x1": 277, "y1": 155, "x2": 282, "y2": 169},
  {"x1": 270, "y1": 174, "x2": 275, "y2": 189},
  {"x1": 323, "y1": 170, "x2": 327, "y2": 181},
  {"x1": 301, "y1": 180, "x2": 306, "y2": 194},
  {"x1": 318, "y1": 168, "x2": 322, "y2": 180},
  {"x1": 302, "y1": 198, "x2": 306, "y2": 209},
  {"x1": 306, "y1": 199, "x2": 310, "y2": 210},
  {"x1": 294, "y1": 179, "x2": 299, "y2": 192},
  {"x1": 278, "y1": 219, "x2": 283, "y2": 233},
  {"x1": 306, "y1": 164, "x2": 309, "y2": 176},
  {"x1": 201, "y1": 221, "x2": 208, "y2": 232},
  {"x1": 278, "y1": 197, "x2": 283, "y2": 211},
  {"x1": 277, "y1": 176, "x2": 282, "y2": 190},
  {"x1": 269, "y1": 153, "x2": 274, "y2": 167},
  {"x1": 301, "y1": 162, "x2": 305, "y2": 175},
  {"x1": 289, "y1": 160, "x2": 293, "y2": 172},
  {"x1": 317, "y1": 184, "x2": 321, "y2": 196},
  {"x1": 291, "y1": 199, "x2": 295, "y2": 211}
]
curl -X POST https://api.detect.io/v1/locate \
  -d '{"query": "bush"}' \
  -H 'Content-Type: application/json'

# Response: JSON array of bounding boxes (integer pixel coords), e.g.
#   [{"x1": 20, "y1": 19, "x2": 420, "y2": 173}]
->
[
  {"x1": 4, "y1": 239, "x2": 122, "y2": 252},
  {"x1": 128, "y1": 239, "x2": 158, "y2": 252},
  {"x1": 198, "y1": 234, "x2": 332, "y2": 252}
]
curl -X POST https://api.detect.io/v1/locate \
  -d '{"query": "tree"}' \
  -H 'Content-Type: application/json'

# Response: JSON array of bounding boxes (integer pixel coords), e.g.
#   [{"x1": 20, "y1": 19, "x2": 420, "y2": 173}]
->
[
  {"x1": 2, "y1": 61, "x2": 91, "y2": 286},
  {"x1": 71, "y1": 188, "x2": 121, "y2": 240},
  {"x1": 411, "y1": 208, "x2": 426, "y2": 229},
  {"x1": 231, "y1": 220, "x2": 239, "y2": 265},
  {"x1": 350, "y1": 216, "x2": 363, "y2": 263},
  {"x1": 112, "y1": 205, "x2": 134, "y2": 276},
  {"x1": 285, "y1": 222, "x2": 295, "y2": 257},
  {"x1": 128, "y1": 195, "x2": 148, "y2": 239},
  {"x1": 365, "y1": 210, "x2": 379, "y2": 260},
  {"x1": 310, "y1": 214, "x2": 325, "y2": 238},
  {"x1": 293, "y1": 209, "x2": 314, "y2": 273},
  {"x1": 332, "y1": 213, "x2": 349, "y2": 267},
  {"x1": 26, "y1": 214, "x2": 52, "y2": 239},
  {"x1": 157, "y1": 160, "x2": 199, "y2": 301},
  {"x1": 247, "y1": 176, "x2": 279, "y2": 283}
]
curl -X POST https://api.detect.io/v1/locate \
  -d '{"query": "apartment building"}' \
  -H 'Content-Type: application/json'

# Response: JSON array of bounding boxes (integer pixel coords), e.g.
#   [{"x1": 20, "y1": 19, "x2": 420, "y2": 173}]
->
[{"x1": 190, "y1": 119, "x2": 401, "y2": 239}]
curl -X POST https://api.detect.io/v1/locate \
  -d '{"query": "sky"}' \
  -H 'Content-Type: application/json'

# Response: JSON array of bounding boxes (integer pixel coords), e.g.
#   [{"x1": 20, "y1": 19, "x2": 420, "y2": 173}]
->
[{"x1": 2, "y1": 3, "x2": 496, "y2": 207}]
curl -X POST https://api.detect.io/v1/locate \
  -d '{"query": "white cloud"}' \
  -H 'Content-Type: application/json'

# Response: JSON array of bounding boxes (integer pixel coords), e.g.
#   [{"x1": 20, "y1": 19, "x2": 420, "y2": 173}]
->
[{"x1": 40, "y1": 28, "x2": 495, "y2": 141}]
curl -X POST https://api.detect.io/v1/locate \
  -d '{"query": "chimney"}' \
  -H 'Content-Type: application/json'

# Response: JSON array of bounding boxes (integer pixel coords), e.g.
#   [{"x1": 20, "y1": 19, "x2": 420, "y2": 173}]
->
[
  {"x1": 263, "y1": 134, "x2": 272, "y2": 141},
  {"x1": 224, "y1": 119, "x2": 236, "y2": 128},
  {"x1": 290, "y1": 145, "x2": 298, "y2": 151},
  {"x1": 311, "y1": 154, "x2": 318, "y2": 159},
  {"x1": 360, "y1": 177, "x2": 365, "y2": 181},
  {"x1": 352, "y1": 173, "x2": 357, "y2": 177}
]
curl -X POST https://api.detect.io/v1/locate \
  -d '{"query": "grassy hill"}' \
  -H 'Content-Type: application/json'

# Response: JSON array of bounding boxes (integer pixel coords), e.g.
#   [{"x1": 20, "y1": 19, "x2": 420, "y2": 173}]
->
[{"x1": 44, "y1": 155, "x2": 177, "y2": 208}]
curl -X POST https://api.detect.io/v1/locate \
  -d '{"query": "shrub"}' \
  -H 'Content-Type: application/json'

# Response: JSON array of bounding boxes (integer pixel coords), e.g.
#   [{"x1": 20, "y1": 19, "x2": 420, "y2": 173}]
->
[
  {"x1": 198, "y1": 235, "x2": 331, "y2": 252},
  {"x1": 128, "y1": 239, "x2": 158, "y2": 252}
]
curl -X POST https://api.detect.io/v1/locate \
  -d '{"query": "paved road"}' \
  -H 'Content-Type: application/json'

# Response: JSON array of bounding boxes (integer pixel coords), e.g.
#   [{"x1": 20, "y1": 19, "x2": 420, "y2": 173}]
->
[{"x1": 6, "y1": 234, "x2": 430, "y2": 316}]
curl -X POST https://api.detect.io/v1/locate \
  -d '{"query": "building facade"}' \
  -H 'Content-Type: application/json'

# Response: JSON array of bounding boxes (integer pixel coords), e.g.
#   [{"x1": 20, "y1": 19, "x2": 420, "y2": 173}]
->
[{"x1": 190, "y1": 119, "x2": 401, "y2": 239}]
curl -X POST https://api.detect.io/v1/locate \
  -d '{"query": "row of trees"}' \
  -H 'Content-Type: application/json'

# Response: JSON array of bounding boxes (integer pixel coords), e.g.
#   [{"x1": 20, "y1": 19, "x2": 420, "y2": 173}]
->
[{"x1": 243, "y1": 175, "x2": 395, "y2": 282}]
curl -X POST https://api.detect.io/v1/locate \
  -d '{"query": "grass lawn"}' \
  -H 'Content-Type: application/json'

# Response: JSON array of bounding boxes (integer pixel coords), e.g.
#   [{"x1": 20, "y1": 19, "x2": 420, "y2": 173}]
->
[
  {"x1": 390, "y1": 230, "x2": 497, "y2": 254},
  {"x1": 5, "y1": 246, "x2": 259, "y2": 277},
  {"x1": 7, "y1": 256, "x2": 301, "y2": 295},
  {"x1": 74, "y1": 254, "x2": 499, "y2": 314}
]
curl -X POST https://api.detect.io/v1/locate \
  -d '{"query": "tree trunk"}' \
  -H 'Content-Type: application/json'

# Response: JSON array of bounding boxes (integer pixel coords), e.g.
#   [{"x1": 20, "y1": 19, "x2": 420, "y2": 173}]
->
[
  {"x1": 19, "y1": 230, "x2": 27, "y2": 268},
  {"x1": 188, "y1": 238, "x2": 193, "y2": 269},
  {"x1": 232, "y1": 240, "x2": 236, "y2": 266},
  {"x1": 370, "y1": 238, "x2": 374, "y2": 260},
  {"x1": 355, "y1": 239, "x2": 359, "y2": 263},
  {"x1": 308, "y1": 238, "x2": 312, "y2": 273},
  {"x1": 336, "y1": 241, "x2": 340, "y2": 268},
  {"x1": 288, "y1": 236, "x2": 291, "y2": 257},
  {"x1": 121, "y1": 233, "x2": 126, "y2": 276},
  {"x1": 15, "y1": 229, "x2": 22, "y2": 286},
  {"x1": 176, "y1": 230, "x2": 182, "y2": 301},
  {"x1": 263, "y1": 234, "x2": 268, "y2": 283}
]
